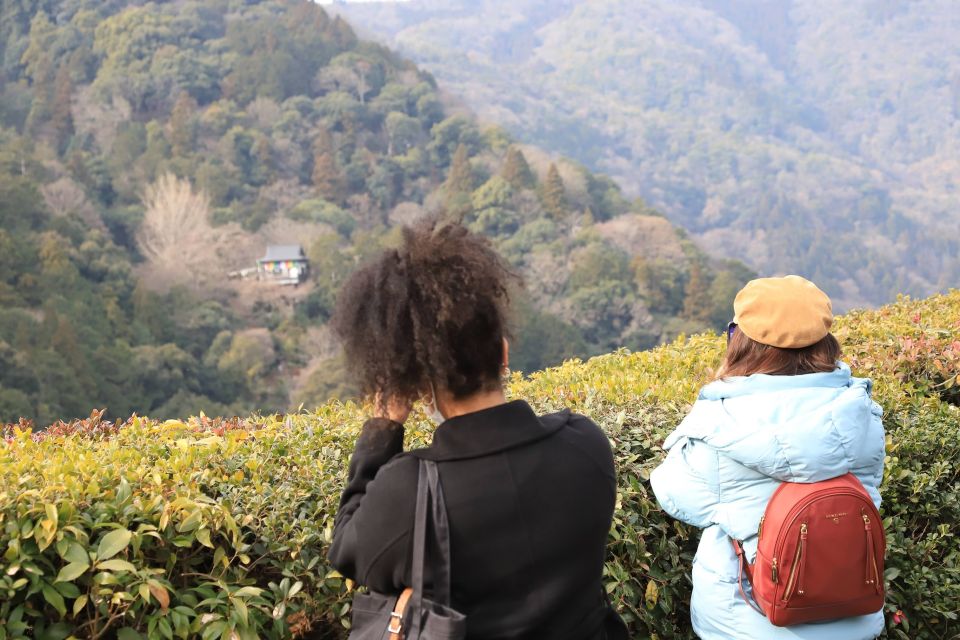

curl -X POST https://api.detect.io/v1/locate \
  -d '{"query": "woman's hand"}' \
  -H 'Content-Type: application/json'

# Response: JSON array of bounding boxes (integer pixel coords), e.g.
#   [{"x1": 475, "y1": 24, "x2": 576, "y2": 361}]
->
[{"x1": 374, "y1": 392, "x2": 413, "y2": 425}]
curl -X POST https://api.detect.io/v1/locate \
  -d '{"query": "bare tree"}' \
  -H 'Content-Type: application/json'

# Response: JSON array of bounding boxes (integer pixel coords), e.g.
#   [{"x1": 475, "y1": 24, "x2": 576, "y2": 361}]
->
[
  {"x1": 71, "y1": 87, "x2": 132, "y2": 155},
  {"x1": 41, "y1": 177, "x2": 105, "y2": 230},
  {"x1": 137, "y1": 173, "x2": 222, "y2": 290}
]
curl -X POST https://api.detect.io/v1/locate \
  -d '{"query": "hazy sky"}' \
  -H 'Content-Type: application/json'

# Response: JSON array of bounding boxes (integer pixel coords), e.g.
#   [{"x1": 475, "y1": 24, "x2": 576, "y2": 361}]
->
[{"x1": 315, "y1": 0, "x2": 410, "y2": 4}]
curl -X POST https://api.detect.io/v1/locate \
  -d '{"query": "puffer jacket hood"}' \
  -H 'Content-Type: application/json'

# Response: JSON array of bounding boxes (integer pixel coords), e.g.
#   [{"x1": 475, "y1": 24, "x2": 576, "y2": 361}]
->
[
  {"x1": 651, "y1": 363, "x2": 886, "y2": 640},
  {"x1": 666, "y1": 362, "x2": 884, "y2": 510}
]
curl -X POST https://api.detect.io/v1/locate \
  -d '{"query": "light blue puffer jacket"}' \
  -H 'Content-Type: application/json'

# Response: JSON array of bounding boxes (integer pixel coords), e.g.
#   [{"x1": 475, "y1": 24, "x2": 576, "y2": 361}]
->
[{"x1": 650, "y1": 363, "x2": 886, "y2": 640}]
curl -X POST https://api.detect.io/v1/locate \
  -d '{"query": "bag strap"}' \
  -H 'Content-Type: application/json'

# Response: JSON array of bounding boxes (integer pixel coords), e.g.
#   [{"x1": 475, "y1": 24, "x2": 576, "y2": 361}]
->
[
  {"x1": 388, "y1": 588, "x2": 413, "y2": 640},
  {"x1": 407, "y1": 459, "x2": 454, "y2": 637},
  {"x1": 730, "y1": 538, "x2": 765, "y2": 616},
  {"x1": 425, "y1": 460, "x2": 453, "y2": 604}
]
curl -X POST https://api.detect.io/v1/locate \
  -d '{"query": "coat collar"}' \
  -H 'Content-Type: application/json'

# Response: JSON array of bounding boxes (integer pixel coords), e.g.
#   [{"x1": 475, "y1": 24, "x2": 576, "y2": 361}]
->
[
  {"x1": 411, "y1": 400, "x2": 566, "y2": 462},
  {"x1": 697, "y1": 362, "x2": 862, "y2": 400}
]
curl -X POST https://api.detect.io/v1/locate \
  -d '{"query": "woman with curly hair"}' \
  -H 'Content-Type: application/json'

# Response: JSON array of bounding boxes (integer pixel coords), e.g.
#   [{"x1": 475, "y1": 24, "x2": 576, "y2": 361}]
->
[{"x1": 327, "y1": 220, "x2": 625, "y2": 639}]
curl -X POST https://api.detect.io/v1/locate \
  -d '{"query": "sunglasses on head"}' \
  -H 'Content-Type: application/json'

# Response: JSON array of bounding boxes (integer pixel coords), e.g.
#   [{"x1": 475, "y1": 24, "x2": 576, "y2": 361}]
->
[{"x1": 726, "y1": 321, "x2": 737, "y2": 343}]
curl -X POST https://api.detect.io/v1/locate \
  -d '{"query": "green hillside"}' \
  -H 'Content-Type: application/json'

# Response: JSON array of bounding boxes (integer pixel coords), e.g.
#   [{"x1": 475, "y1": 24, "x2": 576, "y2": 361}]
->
[
  {"x1": 2, "y1": 290, "x2": 957, "y2": 638},
  {"x1": 0, "y1": 0, "x2": 750, "y2": 425},
  {"x1": 332, "y1": 0, "x2": 960, "y2": 311}
]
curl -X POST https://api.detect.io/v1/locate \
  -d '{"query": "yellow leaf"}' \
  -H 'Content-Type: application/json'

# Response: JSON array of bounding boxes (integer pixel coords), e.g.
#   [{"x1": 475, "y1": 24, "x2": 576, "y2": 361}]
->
[{"x1": 645, "y1": 579, "x2": 659, "y2": 610}]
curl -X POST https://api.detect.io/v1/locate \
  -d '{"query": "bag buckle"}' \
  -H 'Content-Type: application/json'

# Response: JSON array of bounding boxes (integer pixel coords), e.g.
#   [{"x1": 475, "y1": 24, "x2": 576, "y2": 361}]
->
[{"x1": 387, "y1": 611, "x2": 403, "y2": 634}]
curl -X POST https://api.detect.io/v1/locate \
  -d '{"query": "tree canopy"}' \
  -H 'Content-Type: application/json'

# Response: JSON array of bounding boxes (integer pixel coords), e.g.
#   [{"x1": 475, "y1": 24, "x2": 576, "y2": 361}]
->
[{"x1": 0, "y1": 0, "x2": 751, "y2": 424}]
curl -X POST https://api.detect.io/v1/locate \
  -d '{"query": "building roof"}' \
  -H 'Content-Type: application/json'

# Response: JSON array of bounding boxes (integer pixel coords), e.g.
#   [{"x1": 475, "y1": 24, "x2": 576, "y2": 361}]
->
[{"x1": 259, "y1": 245, "x2": 307, "y2": 263}]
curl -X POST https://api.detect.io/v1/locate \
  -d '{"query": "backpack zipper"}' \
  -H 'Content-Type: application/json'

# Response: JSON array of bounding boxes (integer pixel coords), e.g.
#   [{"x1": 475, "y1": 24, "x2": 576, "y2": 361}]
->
[
  {"x1": 797, "y1": 523, "x2": 809, "y2": 596},
  {"x1": 781, "y1": 523, "x2": 807, "y2": 602},
  {"x1": 862, "y1": 513, "x2": 881, "y2": 594}
]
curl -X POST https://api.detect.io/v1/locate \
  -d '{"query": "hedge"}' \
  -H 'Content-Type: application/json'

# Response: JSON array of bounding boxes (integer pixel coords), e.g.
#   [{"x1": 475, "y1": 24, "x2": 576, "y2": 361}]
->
[{"x1": 1, "y1": 291, "x2": 958, "y2": 639}]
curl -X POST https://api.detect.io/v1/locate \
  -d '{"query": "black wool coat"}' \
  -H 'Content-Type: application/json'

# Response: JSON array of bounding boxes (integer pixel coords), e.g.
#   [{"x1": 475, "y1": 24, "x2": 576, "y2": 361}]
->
[{"x1": 328, "y1": 400, "x2": 618, "y2": 639}]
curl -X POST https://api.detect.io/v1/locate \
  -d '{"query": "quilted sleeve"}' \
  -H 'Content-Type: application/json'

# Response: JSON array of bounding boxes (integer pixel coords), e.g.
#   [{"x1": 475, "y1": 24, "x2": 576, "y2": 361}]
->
[{"x1": 651, "y1": 435, "x2": 721, "y2": 529}]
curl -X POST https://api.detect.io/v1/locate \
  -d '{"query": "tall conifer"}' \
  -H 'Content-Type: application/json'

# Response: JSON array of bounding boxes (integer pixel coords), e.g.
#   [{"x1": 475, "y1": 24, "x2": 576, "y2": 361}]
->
[
  {"x1": 541, "y1": 163, "x2": 568, "y2": 220},
  {"x1": 51, "y1": 65, "x2": 74, "y2": 150},
  {"x1": 312, "y1": 153, "x2": 344, "y2": 201},
  {"x1": 682, "y1": 261, "x2": 713, "y2": 322},
  {"x1": 312, "y1": 131, "x2": 344, "y2": 201},
  {"x1": 445, "y1": 143, "x2": 474, "y2": 194},
  {"x1": 501, "y1": 147, "x2": 534, "y2": 189}
]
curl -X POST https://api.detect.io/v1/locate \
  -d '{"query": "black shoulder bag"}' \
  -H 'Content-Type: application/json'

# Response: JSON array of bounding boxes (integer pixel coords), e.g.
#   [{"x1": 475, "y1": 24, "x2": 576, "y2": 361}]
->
[{"x1": 349, "y1": 459, "x2": 467, "y2": 639}]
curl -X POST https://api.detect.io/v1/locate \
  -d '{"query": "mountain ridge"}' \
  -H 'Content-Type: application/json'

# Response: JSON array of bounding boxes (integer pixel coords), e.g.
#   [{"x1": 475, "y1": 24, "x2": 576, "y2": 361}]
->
[{"x1": 332, "y1": 0, "x2": 960, "y2": 311}]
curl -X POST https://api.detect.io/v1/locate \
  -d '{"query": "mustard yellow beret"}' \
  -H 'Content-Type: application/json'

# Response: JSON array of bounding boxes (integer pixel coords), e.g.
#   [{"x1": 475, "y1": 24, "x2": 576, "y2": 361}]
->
[{"x1": 733, "y1": 276, "x2": 833, "y2": 349}]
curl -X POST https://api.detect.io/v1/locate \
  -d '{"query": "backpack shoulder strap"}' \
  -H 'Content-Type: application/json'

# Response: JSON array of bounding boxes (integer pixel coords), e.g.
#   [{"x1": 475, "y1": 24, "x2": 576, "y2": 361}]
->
[{"x1": 730, "y1": 538, "x2": 765, "y2": 616}]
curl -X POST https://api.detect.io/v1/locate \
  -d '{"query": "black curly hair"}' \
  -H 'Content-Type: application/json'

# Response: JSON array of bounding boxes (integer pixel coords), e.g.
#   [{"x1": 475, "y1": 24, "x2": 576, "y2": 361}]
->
[{"x1": 331, "y1": 220, "x2": 520, "y2": 403}]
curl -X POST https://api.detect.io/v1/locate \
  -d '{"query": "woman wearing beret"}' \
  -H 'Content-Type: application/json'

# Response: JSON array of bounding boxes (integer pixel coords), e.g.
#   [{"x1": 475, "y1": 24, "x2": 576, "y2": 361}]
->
[
  {"x1": 327, "y1": 221, "x2": 626, "y2": 639},
  {"x1": 651, "y1": 276, "x2": 885, "y2": 640}
]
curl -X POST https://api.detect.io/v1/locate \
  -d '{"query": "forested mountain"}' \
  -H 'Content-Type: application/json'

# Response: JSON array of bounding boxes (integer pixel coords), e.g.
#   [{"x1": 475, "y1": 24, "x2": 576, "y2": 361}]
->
[
  {"x1": 332, "y1": 0, "x2": 960, "y2": 310},
  {"x1": 0, "y1": 0, "x2": 749, "y2": 424}
]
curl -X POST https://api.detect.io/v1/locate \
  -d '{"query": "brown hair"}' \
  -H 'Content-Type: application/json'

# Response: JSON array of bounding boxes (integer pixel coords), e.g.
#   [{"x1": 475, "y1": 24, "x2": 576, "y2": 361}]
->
[
  {"x1": 716, "y1": 330, "x2": 842, "y2": 379},
  {"x1": 331, "y1": 219, "x2": 520, "y2": 404}
]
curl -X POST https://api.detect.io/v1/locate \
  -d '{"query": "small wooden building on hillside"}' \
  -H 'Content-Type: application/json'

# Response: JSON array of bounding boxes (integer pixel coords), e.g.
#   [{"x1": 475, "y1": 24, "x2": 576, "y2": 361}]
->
[{"x1": 257, "y1": 245, "x2": 309, "y2": 285}]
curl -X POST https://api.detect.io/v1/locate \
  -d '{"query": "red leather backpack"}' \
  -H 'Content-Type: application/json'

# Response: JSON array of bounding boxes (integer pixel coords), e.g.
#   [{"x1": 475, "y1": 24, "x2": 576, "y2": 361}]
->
[{"x1": 731, "y1": 473, "x2": 886, "y2": 626}]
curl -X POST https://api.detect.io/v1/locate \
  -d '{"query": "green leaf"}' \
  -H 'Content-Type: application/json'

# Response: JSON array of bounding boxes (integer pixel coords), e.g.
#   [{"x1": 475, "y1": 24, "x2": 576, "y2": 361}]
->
[
  {"x1": 97, "y1": 559, "x2": 136, "y2": 573},
  {"x1": 157, "y1": 616, "x2": 173, "y2": 640},
  {"x1": 96, "y1": 529, "x2": 132, "y2": 561},
  {"x1": 231, "y1": 597, "x2": 248, "y2": 626},
  {"x1": 54, "y1": 581, "x2": 80, "y2": 599},
  {"x1": 73, "y1": 594, "x2": 88, "y2": 616},
  {"x1": 55, "y1": 562, "x2": 89, "y2": 583},
  {"x1": 117, "y1": 628, "x2": 143, "y2": 640},
  {"x1": 177, "y1": 510, "x2": 203, "y2": 533},
  {"x1": 41, "y1": 581, "x2": 66, "y2": 617},
  {"x1": 195, "y1": 528, "x2": 213, "y2": 548},
  {"x1": 201, "y1": 621, "x2": 227, "y2": 640},
  {"x1": 61, "y1": 541, "x2": 90, "y2": 565},
  {"x1": 116, "y1": 479, "x2": 132, "y2": 504}
]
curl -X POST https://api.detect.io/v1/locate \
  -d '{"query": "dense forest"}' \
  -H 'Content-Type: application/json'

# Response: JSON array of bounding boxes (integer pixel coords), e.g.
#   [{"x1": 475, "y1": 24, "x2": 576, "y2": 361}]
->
[
  {"x1": 0, "y1": 0, "x2": 751, "y2": 425},
  {"x1": 334, "y1": 0, "x2": 960, "y2": 311}
]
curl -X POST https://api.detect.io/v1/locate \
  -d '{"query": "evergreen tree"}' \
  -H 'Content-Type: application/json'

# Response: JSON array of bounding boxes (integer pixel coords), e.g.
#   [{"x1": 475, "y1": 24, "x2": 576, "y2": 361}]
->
[
  {"x1": 51, "y1": 65, "x2": 74, "y2": 151},
  {"x1": 329, "y1": 16, "x2": 358, "y2": 50},
  {"x1": 444, "y1": 144, "x2": 474, "y2": 220},
  {"x1": 582, "y1": 207, "x2": 595, "y2": 226},
  {"x1": 682, "y1": 261, "x2": 714, "y2": 323},
  {"x1": 541, "y1": 163, "x2": 568, "y2": 221},
  {"x1": 252, "y1": 135, "x2": 274, "y2": 185},
  {"x1": 51, "y1": 316, "x2": 85, "y2": 376},
  {"x1": 445, "y1": 143, "x2": 474, "y2": 194},
  {"x1": 312, "y1": 152, "x2": 344, "y2": 202},
  {"x1": 168, "y1": 92, "x2": 198, "y2": 157},
  {"x1": 501, "y1": 147, "x2": 534, "y2": 189}
]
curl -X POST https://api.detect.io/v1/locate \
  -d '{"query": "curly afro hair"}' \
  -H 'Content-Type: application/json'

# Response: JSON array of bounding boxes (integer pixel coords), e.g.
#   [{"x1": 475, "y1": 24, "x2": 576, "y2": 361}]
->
[{"x1": 331, "y1": 220, "x2": 520, "y2": 403}]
